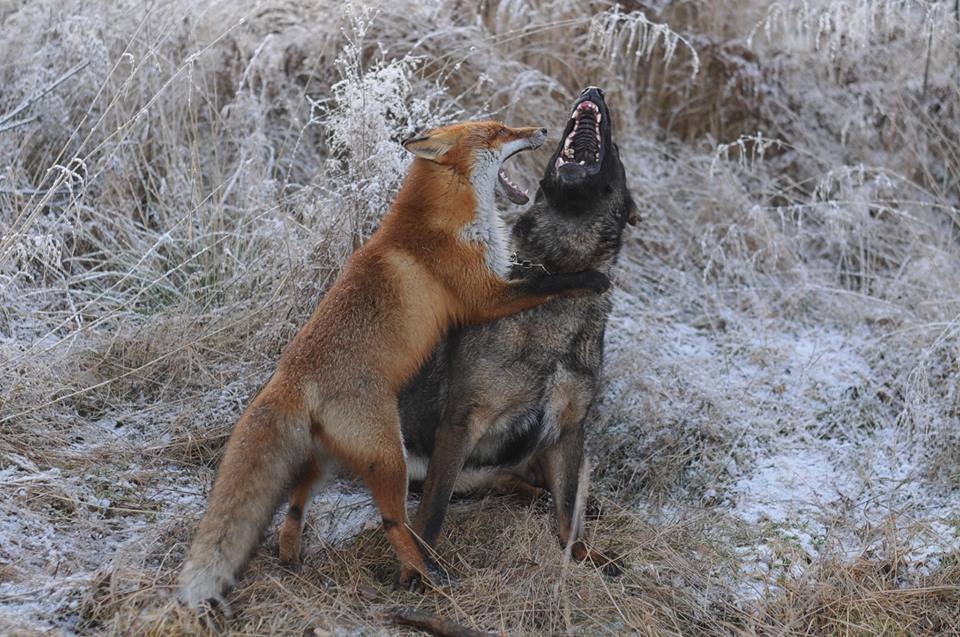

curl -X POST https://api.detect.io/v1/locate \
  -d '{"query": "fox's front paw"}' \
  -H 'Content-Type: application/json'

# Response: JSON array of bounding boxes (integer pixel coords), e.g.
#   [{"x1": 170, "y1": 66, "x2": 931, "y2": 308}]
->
[{"x1": 523, "y1": 269, "x2": 610, "y2": 297}]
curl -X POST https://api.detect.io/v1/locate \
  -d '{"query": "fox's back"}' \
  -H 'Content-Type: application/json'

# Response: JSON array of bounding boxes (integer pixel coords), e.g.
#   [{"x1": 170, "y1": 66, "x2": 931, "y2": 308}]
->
[{"x1": 277, "y1": 231, "x2": 457, "y2": 396}]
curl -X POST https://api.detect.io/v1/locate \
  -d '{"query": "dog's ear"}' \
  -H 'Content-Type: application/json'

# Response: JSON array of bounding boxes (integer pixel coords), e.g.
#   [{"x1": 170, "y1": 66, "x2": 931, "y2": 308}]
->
[
  {"x1": 402, "y1": 129, "x2": 455, "y2": 162},
  {"x1": 624, "y1": 190, "x2": 639, "y2": 226}
]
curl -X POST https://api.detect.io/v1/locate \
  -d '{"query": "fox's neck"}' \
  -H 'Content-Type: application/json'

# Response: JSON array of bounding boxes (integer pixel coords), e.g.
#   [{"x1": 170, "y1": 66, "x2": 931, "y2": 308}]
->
[
  {"x1": 391, "y1": 158, "x2": 510, "y2": 277},
  {"x1": 391, "y1": 160, "x2": 467, "y2": 224},
  {"x1": 460, "y1": 153, "x2": 509, "y2": 277}
]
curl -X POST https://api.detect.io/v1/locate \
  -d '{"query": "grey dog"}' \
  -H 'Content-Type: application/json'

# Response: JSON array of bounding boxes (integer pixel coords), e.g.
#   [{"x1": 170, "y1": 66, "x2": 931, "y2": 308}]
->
[{"x1": 398, "y1": 86, "x2": 637, "y2": 583}]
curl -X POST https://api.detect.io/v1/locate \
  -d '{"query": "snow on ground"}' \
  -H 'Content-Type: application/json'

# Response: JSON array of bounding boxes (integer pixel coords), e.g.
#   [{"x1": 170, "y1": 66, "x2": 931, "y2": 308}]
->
[
  {"x1": 607, "y1": 280, "x2": 960, "y2": 598},
  {"x1": 2, "y1": 265, "x2": 958, "y2": 634}
]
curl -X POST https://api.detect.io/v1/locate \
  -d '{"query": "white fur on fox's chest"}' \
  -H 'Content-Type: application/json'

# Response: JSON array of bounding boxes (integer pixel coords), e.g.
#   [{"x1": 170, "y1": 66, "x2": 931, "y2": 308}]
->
[{"x1": 460, "y1": 153, "x2": 510, "y2": 277}]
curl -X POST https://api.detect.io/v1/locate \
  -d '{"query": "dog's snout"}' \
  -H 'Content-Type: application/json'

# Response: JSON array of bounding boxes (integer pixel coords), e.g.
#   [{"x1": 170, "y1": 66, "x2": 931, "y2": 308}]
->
[{"x1": 580, "y1": 86, "x2": 605, "y2": 100}]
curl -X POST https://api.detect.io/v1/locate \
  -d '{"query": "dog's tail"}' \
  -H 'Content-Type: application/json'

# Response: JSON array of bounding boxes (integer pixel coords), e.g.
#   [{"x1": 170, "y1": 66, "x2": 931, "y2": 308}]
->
[{"x1": 178, "y1": 386, "x2": 311, "y2": 612}]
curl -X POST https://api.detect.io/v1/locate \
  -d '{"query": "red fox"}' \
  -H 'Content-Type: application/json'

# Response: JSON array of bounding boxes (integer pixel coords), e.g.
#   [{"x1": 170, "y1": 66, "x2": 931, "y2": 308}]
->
[{"x1": 178, "y1": 120, "x2": 610, "y2": 610}]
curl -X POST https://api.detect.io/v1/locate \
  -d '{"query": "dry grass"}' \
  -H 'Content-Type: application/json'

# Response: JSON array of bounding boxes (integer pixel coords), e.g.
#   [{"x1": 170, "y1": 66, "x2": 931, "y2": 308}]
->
[{"x1": 1, "y1": 1, "x2": 959, "y2": 635}]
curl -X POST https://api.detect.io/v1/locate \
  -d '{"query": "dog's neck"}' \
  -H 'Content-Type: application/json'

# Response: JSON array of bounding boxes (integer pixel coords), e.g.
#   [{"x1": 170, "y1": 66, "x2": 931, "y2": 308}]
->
[{"x1": 511, "y1": 206, "x2": 622, "y2": 277}]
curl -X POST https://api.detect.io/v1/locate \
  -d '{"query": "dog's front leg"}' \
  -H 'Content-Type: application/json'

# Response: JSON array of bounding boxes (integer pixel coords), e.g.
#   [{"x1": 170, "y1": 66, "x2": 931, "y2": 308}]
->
[
  {"x1": 539, "y1": 422, "x2": 623, "y2": 576},
  {"x1": 401, "y1": 402, "x2": 486, "y2": 591}
]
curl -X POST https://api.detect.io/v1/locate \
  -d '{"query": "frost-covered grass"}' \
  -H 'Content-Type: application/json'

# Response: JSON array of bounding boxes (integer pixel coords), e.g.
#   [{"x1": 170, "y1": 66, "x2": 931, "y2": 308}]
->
[{"x1": 1, "y1": 1, "x2": 959, "y2": 635}]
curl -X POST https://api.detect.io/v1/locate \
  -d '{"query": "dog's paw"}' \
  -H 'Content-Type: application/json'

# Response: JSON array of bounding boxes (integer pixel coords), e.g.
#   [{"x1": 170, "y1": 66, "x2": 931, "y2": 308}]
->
[
  {"x1": 570, "y1": 540, "x2": 624, "y2": 577},
  {"x1": 595, "y1": 550, "x2": 625, "y2": 577}
]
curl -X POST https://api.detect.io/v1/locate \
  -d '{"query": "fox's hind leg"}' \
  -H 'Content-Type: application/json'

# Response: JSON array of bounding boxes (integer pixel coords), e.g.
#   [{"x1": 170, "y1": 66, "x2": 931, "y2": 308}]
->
[
  {"x1": 318, "y1": 403, "x2": 438, "y2": 590},
  {"x1": 279, "y1": 453, "x2": 329, "y2": 566}
]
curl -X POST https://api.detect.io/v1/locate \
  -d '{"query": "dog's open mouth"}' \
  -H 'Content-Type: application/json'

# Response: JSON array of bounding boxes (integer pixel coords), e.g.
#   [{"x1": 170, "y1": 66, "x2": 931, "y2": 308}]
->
[{"x1": 555, "y1": 100, "x2": 603, "y2": 172}]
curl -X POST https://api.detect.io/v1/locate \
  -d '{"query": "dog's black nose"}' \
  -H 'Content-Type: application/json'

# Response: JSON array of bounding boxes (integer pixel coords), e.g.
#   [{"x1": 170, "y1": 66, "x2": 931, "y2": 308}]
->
[{"x1": 580, "y1": 86, "x2": 605, "y2": 100}]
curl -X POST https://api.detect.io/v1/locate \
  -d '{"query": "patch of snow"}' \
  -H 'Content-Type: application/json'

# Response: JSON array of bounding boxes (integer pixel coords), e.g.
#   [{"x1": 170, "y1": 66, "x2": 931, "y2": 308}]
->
[
  {"x1": 295, "y1": 483, "x2": 379, "y2": 547},
  {"x1": 604, "y1": 282, "x2": 960, "y2": 599}
]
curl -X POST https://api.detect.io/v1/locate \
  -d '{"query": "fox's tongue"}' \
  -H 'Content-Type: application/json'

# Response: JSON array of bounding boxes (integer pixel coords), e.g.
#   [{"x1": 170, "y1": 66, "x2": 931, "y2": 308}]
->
[{"x1": 498, "y1": 168, "x2": 529, "y2": 204}]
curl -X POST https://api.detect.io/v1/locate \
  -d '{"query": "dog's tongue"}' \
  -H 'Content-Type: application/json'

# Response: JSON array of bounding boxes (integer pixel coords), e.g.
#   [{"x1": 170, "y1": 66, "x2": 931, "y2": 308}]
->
[{"x1": 498, "y1": 168, "x2": 529, "y2": 204}]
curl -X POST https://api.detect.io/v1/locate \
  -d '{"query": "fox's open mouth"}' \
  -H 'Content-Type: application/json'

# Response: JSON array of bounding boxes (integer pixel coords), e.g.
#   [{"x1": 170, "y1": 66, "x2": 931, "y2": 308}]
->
[
  {"x1": 497, "y1": 127, "x2": 546, "y2": 205},
  {"x1": 498, "y1": 164, "x2": 529, "y2": 204},
  {"x1": 554, "y1": 100, "x2": 603, "y2": 173}
]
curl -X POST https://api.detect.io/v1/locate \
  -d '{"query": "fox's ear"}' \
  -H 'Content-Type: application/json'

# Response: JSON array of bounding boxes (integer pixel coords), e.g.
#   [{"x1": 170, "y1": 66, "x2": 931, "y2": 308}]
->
[{"x1": 402, "y1": 133, "x2": 453, "y2": 162}]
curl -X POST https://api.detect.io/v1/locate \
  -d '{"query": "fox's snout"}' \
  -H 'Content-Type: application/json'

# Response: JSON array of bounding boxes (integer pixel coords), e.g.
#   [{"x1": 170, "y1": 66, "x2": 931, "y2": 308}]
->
[
  {"x1": 530, "y1": 127, "x2": 548, "y2": 149},
  {"x1": 517, "y1": 126, "x2": 548, "y2": 150}
]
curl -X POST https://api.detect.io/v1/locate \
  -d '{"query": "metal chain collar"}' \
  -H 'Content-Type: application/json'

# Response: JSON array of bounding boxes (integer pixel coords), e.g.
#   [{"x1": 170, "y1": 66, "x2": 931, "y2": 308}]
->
[{"x1": 509, "y1": 252, "x2": 550, "y2": 275}]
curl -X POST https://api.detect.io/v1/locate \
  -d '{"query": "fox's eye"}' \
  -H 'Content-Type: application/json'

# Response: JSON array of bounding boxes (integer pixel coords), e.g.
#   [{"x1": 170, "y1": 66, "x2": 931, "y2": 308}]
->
[{"x1": 497, "y1": 127, "x2": 509, "y2": 138}]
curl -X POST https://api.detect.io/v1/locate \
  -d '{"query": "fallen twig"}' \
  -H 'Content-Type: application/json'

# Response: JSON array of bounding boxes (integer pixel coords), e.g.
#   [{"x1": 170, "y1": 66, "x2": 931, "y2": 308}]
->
[
  {"x1": 0, "y1": 114, "x2": 40, "y2": 134},
  {"x1": 385, "y1": 608, "x2": 505, "y2": 637}
]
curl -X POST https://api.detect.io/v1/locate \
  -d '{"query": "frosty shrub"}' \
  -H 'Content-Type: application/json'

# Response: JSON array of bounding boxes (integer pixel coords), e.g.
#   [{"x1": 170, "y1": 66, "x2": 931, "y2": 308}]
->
[
  {"x1": 322, "y1": 44, "x2": 447, "y2": 242},
  {"x1": 589, "y1": 5, "x2": 700, "y2": 79}
]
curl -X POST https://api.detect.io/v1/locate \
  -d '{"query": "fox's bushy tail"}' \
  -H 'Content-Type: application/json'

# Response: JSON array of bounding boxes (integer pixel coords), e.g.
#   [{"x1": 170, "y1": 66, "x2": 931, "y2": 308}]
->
[{"x1": 178, "y1": 393, "x2": 311, "y2": 611}]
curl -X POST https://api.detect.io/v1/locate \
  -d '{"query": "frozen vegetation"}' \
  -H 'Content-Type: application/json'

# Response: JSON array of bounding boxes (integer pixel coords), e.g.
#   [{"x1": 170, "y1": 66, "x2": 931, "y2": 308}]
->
[{"x1": 0, "y1": 1, "x2": 958, "y2": 635}]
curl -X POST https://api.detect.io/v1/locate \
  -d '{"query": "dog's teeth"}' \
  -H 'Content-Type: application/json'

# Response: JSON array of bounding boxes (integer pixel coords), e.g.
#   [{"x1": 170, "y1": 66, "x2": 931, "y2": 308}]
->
[{"x1": 579, "y1": 160, "x2": 585, "y2": 165}]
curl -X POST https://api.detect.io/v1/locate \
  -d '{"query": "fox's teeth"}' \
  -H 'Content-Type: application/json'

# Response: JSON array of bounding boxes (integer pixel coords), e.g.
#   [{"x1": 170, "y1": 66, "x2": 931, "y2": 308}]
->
[{"x1": 579, "y1": 160, "x2": 585, "y2": 165}]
